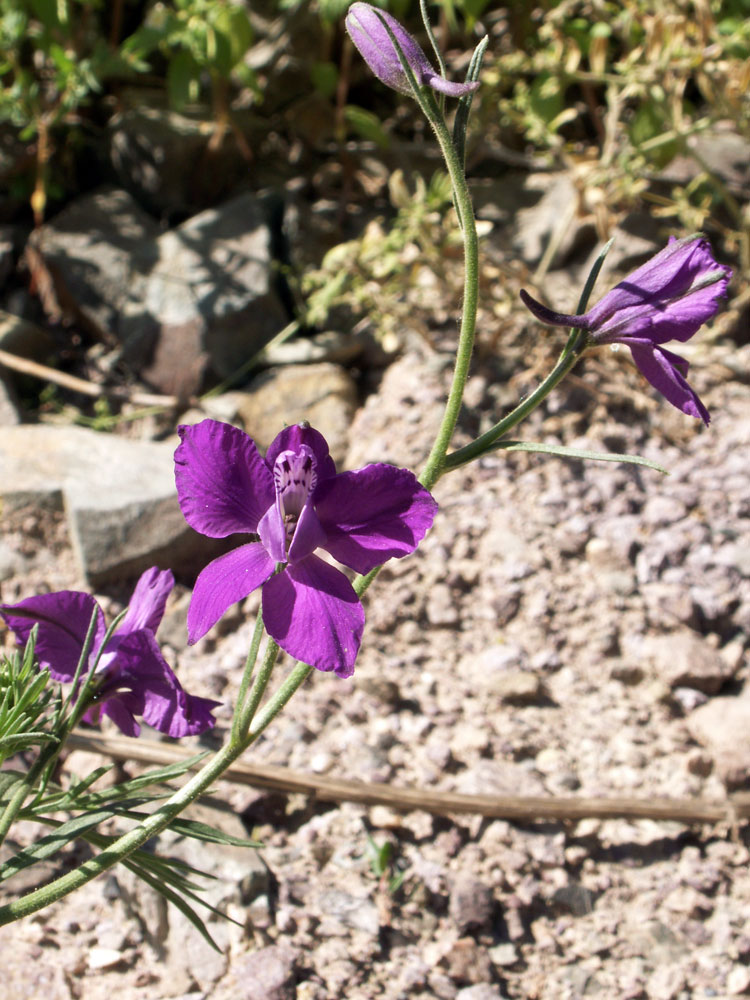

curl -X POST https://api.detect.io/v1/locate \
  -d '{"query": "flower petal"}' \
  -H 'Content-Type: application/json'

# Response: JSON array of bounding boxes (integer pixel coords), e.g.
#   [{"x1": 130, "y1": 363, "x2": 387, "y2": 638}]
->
[
  {"x1": 266, "y1": 424, "x2": 336, "y2": 485},
  {"x1": 315, "y1": 465, "x2": 438, "y2": 574},
  {"x1": 175, "y1": 420, "x2": 274, "y2": 538},
  {"x1": 426, "y1": 73, "x2": 480, "y2": 97},
  {"x1": 257, "y1": 500, "x2": 286, "y2": 563},
  {"x1": 346, "y1": 2, "x2": 435, "y2": 96},
  {"x1": 99, "y1": 630, "x2": 219, "y2": 737},
  {"x1": 187, "y1": 542, "x2": 275, "y2": 644},
  {"x1": 519, "y1": 289, "x2": 590, "y2": 330},
  {"x1": 262, "y1": 556, "x2": 365, "y2": 678},
  {"x1": 629, "y1": 343, "x2": 710, "y2": 425},
  {"x1": 1, "y1": 591, "x2": 106, "y2": 682},
  {"x1": 97, "y1": 696, "x2": 141, "y2": 738},
  {"x1": 588, "y1": 236, "x2": 731, "y2": 334},
  {"x1": 288, "y1": 501, "x2": 327, "y2": 564},
  {"x1": 118, "y1": 567, "x2": 174, "y2": 636}
]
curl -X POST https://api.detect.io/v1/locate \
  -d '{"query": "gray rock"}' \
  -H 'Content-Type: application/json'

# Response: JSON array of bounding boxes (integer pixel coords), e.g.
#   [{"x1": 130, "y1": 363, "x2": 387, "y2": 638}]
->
[
  {"x1": 456, "y1": 983, "x2": 507, "y2": 1000},
  {"x1": 512, "y1": 171, "x2": 579, "y2": 267},
  {"x1": 27, "y1": 187, "x2": 160, "y2": 342},
  {"x1": 108, "y1": 105, "x2": 252, "y2": 217},
  {"x1": 128, "y1": 192, "x2": 287, "y2": 390},
  {"x1": 449, "y1": 875, "x2": 495, "y2": 933},
  {"x1": 214, "y1": 944, "x2": 297, "y2": 1000},
  {"x1": 643, "y1": 629, "x2": 738, "y2": 695},
  {"x1": 205, "y1": 362, "x2": 357, "y2": 467},
  {"x1": 0, "y1": 424, "x2": 216, "y2": 584},
  {"x1": 314, "y1": 889, "x2": 380, "y2": 935},
  {"x1": 687, "y1": 688, "x2": 750, "y2": 789}
]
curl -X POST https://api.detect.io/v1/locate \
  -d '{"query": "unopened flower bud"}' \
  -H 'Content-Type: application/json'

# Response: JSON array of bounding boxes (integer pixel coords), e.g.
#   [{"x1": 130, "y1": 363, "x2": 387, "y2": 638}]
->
[{"x1": 346, "y1": 2, "x2": 479, "y2": 98}]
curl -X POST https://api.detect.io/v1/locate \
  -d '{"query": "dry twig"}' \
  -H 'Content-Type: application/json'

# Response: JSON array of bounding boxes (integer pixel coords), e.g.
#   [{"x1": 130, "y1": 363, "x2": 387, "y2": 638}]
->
[{"x1": 66, "y1": 731, "x2": 750, "y2": 827}]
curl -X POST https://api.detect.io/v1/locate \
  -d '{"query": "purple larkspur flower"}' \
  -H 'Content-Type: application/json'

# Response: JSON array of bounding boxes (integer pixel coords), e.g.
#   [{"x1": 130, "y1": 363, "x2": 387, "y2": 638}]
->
[
  {"x1": 174, "y1": 419, "x2": 438, "y2": 678},
  {"x1": 0, "y1": 568, "x2": 219, "y2": 738},
  {"x1": 520, "y1": 234, "x2": 732, "y2": 425},
  {"x1": 346, "y1": 2, "x2": 479, "y2": 98}
]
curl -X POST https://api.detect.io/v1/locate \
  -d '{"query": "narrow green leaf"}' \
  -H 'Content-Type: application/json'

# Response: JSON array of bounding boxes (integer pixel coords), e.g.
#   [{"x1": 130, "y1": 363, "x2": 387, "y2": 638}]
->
[
  {"x1": 344, "y1": 105, "x2": 390, "y2": 149},
  {"x1": 0, "y1": 809, "x2": 115, "y2": 882},
  {"x1": 166, "y1": 818, "x2": 262, "y2": 849},
  {"x1": 0, "y1": 732, "x2": 58, "y2": 751},
  {"x1": 453, "y1": 34, "x2": 488, "y2": 167},
  {"x1": 0, "y1": 772, "x2": 25, "y2": 810},
  {"x1": 119, "y1": 858, "x2": 222, "y2": 951},
  {"x1": 495, "y1": 440, "x2": 669, "y2": 474}
]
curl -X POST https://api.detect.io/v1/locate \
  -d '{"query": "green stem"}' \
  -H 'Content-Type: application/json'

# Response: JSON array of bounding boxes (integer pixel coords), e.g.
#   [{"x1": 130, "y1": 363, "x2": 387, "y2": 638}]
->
[
  {"x1": 247, "y1": 659, "x2": 313, "y2": 738},
  {"x1": 230, "y1": 612, "x2": 266, "y2": 744},
  {"x1": 418, "y1": 91, "x2": 479, "y2": 491},
  {"x1": 232, "y1": 636, "x2": 280, "y2": 742},
  {"x1": 444, "y1": 336, "x2": 588, "y2": 470},
  {"x1": 0, "y1": 738, "x2": 242, "y2": 926}
]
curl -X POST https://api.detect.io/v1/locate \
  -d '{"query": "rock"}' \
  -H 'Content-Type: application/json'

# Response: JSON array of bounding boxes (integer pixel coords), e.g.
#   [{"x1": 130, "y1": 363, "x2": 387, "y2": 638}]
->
[
  {"x1": 488, "y1": 943, "x2": 518, "y2": 969},
  {"x1": 27, "y1": 187, "x2": 287, "y2": 396},
  {"x1": 507, "y1": 172, "x2": 579, "y2": 267},
  {"x1": 214, "y1": 944, "x2": 297, "y2": 1000},
  {"x1": 426, "y1": 582, "x2": 460, "y2": 626},
  {"x1": 489, "y1": 670, "x2": 549, "y2": 706},
  {"x1": 727, "y1": 965, "x2": 750, "y2": 995},
  {"x1": 449, "y1": 875, "x2": 495, "y2": 933},
  {"x1": 0, "y1": 424, "x2": 219, "y2": 584},
  {"x1": 207, "y1": 362, "x2": 358, "y2": 467},
  {"x1": 443, "y1": 937, "x2": 494, "y2": 986},
  {"x1": 314, "y1": 889, "x2": 380, "y2": 935},
  {"x1": 108, "y1": 105, "x2": 252, "y2": 217},
  {"x1": 643, "y1": 629, "x2": 738, "y2": 694},
  {"x1": 130, "y1": 192, "x2": 287, "y2": 391},
  {"x1": 27, "y1": 187, "x2": 159, "y2": 341},
  {"x1": 551, "y1": 880, "x2": 595, "y2": 916},
  {"x1": 687, "y1": 688, "x2": 750, "y2": 789},
  {"x1": 87, "y1": 946, "x2": 127, "y2": 971},
  {"x1": 455, "y1": 987, "x2": 509, "y2": 1000}
]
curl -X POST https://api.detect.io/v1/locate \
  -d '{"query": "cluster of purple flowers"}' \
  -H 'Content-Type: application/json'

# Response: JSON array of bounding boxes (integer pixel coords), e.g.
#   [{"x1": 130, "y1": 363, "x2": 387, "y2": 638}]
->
[
  {"x1": 1, "y1": 420, "x2": 437, "y2": 736},
  {"x1": 1, "y1": 568, "x2": 218, "y2": 738},
  {"x1": 0, "y1": 4, "x2": 733, "y2": 743}
]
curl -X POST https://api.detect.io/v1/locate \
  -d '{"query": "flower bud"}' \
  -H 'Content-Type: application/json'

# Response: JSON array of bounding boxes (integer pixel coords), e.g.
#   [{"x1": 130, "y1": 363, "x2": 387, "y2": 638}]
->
[{"x1": 346, "y1": 2, "x2": 479, "y2": 98}]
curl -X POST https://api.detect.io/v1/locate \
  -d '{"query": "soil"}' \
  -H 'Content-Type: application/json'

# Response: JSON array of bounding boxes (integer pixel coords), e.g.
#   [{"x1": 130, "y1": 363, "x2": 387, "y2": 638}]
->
[{"x1": 1, "y1": 326, "x2": 750, "y2": 999}]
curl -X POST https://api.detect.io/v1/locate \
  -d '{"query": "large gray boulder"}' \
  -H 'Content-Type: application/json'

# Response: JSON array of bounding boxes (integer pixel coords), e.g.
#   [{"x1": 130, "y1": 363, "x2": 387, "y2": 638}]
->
[
  {"x1": 0, "y1": 424, "x2": 219, "y2": 585},
  {"x1": 28, "y1": 188, "x2": 288, "y2": 397}
]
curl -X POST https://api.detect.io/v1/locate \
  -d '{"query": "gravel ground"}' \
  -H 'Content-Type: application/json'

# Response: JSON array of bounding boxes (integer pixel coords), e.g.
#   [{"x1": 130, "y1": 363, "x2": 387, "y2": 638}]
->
[{"x1": 1, "y1": 333, "x2": 749, "y2": 1000}]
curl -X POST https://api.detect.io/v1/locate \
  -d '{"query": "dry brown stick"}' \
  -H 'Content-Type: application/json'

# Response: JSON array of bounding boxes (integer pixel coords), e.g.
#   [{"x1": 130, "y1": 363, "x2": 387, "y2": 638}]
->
[
  {"x1": 66, "y1": 731, "x2": 750, "y2": 826},
  {"x1": 0, "y1": 347, "x2": 179, "y2": 409}
]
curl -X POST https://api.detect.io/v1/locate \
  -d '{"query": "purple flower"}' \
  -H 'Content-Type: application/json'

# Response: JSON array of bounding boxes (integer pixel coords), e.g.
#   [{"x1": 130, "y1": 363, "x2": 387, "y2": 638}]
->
[
  {"x1": 0, "y1": 568, "x2": 219, "y2": 738},
  {"x1": 520, "y1": 235, "x2": 732, "y2": 425},
  {"x1": 174, "y1": 420, "x2": 438, "y2": 678},
  {"x1": 346, "y1": 2, "x2": 479, "y2": 98}
]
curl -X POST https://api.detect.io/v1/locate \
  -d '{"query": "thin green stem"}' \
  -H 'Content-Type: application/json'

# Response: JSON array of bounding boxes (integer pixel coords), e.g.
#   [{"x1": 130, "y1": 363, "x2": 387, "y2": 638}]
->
[
  {"x1": 0, "y1": 779, "x2": 34, "y2": 847},
  {"x1": 418, "y1": 91, "x2": 479, "y2": 491},
  {"x1": 247, "y1": 659, "x2": 313, "y2": 739},
  {"x1": 444, "y1": 336, "x2": 588, "y2": 470},
  {"x1": 232, "y1": 637, "x2": 280, "y2": 743},
  {"x1": 230, "y1": 613, "x2": 266, "y2": 744}
]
